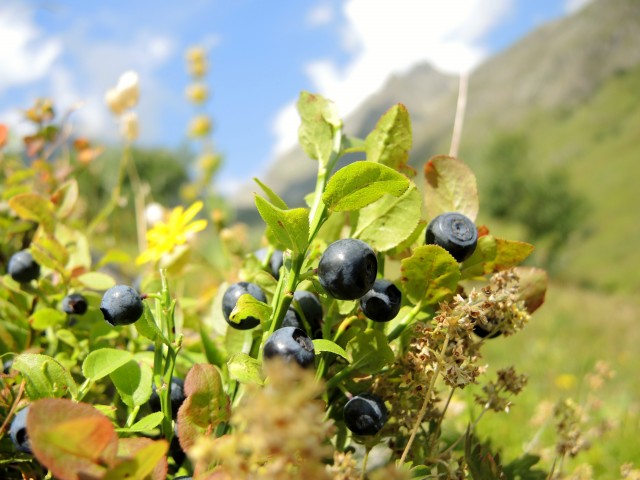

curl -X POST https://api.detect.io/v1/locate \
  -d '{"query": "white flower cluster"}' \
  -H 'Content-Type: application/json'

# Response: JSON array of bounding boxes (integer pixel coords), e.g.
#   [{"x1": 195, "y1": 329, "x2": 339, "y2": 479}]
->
[{"x1": 105, "y1": 70, "x2": 140, "y2": 141}]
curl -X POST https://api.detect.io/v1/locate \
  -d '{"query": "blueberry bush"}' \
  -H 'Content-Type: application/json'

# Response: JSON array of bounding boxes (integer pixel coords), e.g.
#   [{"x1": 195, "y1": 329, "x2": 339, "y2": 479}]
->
[{"x1": 0, "y1": 52, "x2": 636, "y2": 479}]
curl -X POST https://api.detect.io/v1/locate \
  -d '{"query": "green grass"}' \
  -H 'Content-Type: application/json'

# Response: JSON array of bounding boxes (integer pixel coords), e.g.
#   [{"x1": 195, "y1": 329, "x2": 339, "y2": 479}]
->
[{"x1": 459, "y1": 282, "x2": 640, "y2": 477}]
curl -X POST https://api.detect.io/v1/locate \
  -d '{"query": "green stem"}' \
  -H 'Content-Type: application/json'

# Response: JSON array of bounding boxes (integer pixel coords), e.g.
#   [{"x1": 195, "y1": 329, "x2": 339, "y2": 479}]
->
[{"x1": 387, "y1": 300, "x2": 424, "y2": 342}]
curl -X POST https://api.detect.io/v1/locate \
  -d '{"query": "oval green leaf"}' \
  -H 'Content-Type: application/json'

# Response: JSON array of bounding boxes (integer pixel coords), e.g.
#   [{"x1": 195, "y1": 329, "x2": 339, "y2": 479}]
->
[
  {"x1": 424, "y1": 155, "x2": 479, "y2": 222},
  {"x1": 401, "y1": 245, "x2": 461, "y2": 306},
  {"x1": 82, "y1": 348, "x2": 133, "y2": 381}
]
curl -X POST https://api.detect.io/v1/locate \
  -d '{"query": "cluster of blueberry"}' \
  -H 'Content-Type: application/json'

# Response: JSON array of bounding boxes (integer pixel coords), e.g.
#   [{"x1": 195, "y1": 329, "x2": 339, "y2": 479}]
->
[{"x1": 6, "y1": 210, "x2": 479, "y2": 451}]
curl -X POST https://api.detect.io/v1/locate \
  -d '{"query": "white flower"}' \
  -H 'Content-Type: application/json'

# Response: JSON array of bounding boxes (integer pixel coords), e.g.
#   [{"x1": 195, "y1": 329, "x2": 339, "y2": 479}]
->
[{"x1": 120, "y1": 111, "x2": 139, "y2": 141}]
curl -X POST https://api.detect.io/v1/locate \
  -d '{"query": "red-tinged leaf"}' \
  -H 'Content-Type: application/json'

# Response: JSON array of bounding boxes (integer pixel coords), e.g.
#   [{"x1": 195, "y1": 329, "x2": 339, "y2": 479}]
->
[
  {"x1": 51, "y1": 180, "x2": 79, "y2": 218},
  {"x1": 8, "y1": 192, "x2": 56, "y2": 233},
  {"x1": 514, "y1": 267, "x2": 548, "y2": 314},
  {"x1": 177, "y1": 364, "x2": 230, "y2": 451},
  {"x1": 104, "y1": 437, "x2": 168, "y2": 480},
  {"x1": 0, "y1": 124, "x2": 8, "y2": 148},
  {"x1": 28, "y1": 398, "x2": 118, "y2": 480},
  {"x1": 424, "y1": 155, "x2": 479, "y2": 222}
]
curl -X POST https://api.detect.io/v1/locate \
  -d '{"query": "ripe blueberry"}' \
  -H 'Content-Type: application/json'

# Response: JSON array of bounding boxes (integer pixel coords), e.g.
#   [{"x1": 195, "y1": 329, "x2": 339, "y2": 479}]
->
[
  {"x1": 255, "y1": 248, "x2": 284, "y2": 280},
  {"x1": 222, "y1": 282, "x2": 267, "y2": 330},
  {"x1": 359, "y1": 279, "x2": 401, "y2": 322},
  {"x1": 473, "y1": 318, "x2": 503, "y2": 339},
  {"x1": 100, "y1": 285, "x2": 144, "y2": 326},
  {"x1": 149, "y1": 377, "x2": 185, "y2": 419},
  {"x1": 8, "y1": 250, "x2": 40, "y2": 283},
  {"x1": 9, "y1": 407, "x2": 32, "y2": 454},
  {"x1": 343, "y1": 393, "x2": 388, "y2": 436},
  {"x1": 62, "y1": 293, "x2": 88, "y2": 315},
  {"x1": 282, "y1": 290, "x2": 323, "y2": 338},
  {"x1": 425, "y1": 212, "x2": 478, "y2": 262},
  {"x1": 318, "y1": 239, "x2": 377, "y2": 300},
  {"x1": 263, "y1": 326, "x2": 315, "y2": 368}
]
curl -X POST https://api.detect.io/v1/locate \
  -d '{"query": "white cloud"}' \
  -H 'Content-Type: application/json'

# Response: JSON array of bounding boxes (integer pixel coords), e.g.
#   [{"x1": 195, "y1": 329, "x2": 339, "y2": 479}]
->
[
  {"x1": 565, "y1": 0, "x2": 593, "y2": 13},
  {"x1": 307, "y1": 4, "x2": 334, "y2": 26},
  {"x1": 0, "y1": 4, "x2": 62, "y2": 94},
  {"x1": 272, "y1": 0, "x2": 512, "y2": 156}
]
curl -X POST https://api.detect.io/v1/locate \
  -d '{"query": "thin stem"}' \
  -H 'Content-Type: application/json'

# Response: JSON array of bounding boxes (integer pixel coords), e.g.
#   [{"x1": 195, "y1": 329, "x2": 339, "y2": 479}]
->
[
  {"x1": 399, "y1": 332, "x2": 450, "y2": 465},
  {"x1": 440, "y1": 406, "x2": 488, "y2": 456},
  {"x1": 387, "y1": 300, "x2": 424, "y2": 342},
  {"x1": 449, "y1": 73, "x2": 469, "y2": 158},
  {"x1": 428, "y1": 387, "x2": 456, "y2": 455},
  {"x1": 361, "y1": 447, "x2": 370, "y2": 480}
]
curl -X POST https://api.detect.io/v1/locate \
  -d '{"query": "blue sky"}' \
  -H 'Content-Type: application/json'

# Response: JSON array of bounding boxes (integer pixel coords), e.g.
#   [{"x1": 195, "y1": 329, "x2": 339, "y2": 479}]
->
[{"x1": 0, "y1": 0, "x2": 590, "y2": 194}]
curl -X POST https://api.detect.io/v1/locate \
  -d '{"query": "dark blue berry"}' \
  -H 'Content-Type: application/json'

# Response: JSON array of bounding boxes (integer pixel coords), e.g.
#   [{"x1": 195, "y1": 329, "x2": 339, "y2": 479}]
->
[
  {"x1": 359, "y1": 279, "x2": 401, "y2": 322},
  {"x1": 222, "y1": 282, "x2": 267, "y2": 330},
  {"x1": 263, "y1": 327, "x2": 315, "y2": 368},
  {"x1": 255, "y1": 248, "x2": 284, "y2": 280},
  {"x1": 343, "y1": 393, "x2": 388, "y2": 436},
  {"x1": 8, "y1": 250, "x2": 40, "y2": 283},
  {"x1": 149, "y1": 377, "x2": 185, "y2": 419},
  {"x1": 10, "y1": 407, "x2": 32, "y2": 454},
  {"x1": 62, "y1": 293, "x2": 88, "y2": 315},
  {"x1": 425, "y1": 212, "x2": 478, "y2": 262},
  {"x1": 318, "y1": 239, "x2": 377, "y2": 300},
  {"x1": 282, "y1": 290, "x2": 323, "y2": 338},
  {"x1": 473, "y1": 319, "x2": 503, "y2": 339},
  {"x1": 100, "y1": 285, "x2": 144, "y2": 326}
]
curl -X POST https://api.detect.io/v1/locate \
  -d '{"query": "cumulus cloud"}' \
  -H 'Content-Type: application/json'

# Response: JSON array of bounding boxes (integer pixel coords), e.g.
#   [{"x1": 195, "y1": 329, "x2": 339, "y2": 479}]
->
[
  {"x1": 0, "y1": 4, "x2": 62, "y2": 94},
  {"x1": 271, "y1": 0, "x2": 512, "y2": 156},
  {"x1": 307, "y1": 3, "x2": 334, "y2": 26}
]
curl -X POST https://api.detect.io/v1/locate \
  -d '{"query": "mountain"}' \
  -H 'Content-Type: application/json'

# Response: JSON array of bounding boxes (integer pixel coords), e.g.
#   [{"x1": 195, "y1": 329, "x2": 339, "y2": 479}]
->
[{"x1": 235, "y1": 0, "x2": 640, "y2": 293}]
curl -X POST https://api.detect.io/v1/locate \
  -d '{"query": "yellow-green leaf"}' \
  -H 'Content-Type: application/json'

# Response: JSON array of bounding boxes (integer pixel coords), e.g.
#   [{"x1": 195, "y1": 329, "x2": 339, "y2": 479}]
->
[{"x1": 424, "y1": 155, "x2": 479, "y2": 222}]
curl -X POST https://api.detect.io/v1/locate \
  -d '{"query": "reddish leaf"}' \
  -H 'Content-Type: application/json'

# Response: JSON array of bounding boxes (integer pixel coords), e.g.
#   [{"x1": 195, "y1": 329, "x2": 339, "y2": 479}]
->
[
  {"x1": 0, "y1": 124, "x2": 8, "y2": 148},
  {"x1": 104, "y1": 437, "x2": 168, "y2": 480},
  {"x1": 28, "y1": 398, "x2": 118, "y2": 480},
  {"x1": 424, "y1": 155, "x2": 479, "y2": 222},
  {"x1": 514, "y1": 266, "x2": 548, "y2": 314},
  {"x1": 177, "y1": 364, "x2": 230, "y2": 451}
]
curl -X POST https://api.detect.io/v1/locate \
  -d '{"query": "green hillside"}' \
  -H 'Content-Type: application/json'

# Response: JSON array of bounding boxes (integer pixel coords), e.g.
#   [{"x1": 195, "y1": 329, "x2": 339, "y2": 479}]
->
[{"x1": 459, "y1": 63, "x2": 640, "y2": 293}]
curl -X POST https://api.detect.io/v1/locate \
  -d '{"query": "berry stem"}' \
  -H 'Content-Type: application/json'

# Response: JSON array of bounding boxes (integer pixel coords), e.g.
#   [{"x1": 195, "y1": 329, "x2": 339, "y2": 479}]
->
[{"x1": 386, "y1": 300, "x2": 424, "y2": 342}]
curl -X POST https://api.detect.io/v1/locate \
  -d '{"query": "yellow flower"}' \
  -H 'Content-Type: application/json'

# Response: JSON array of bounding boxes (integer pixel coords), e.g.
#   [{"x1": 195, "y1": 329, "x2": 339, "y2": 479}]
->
[{"x1": 136, "y1": 201, "x2": 207, "y2": 264}]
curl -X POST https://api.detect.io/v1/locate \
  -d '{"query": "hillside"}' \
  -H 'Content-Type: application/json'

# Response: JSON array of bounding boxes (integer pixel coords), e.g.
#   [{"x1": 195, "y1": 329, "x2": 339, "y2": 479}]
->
[{"x1": 236, "y1": 0, "x2": 640, "y2": 292}]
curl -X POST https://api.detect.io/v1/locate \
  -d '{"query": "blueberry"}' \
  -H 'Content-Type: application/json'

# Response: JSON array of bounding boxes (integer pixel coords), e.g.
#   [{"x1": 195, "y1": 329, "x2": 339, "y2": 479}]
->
[
  {"x1": 318, "y1": 239, "x2": 377, "y2": 300},
  {"x1": 425, "y1": 212, "x2": 478, "y2": 262},
  {"x1": 149, "y1": 377, "x2": 185, "y2": 419},
  {"x1": 9, "y1": 407, "x2": 32, "y2": 454},
  {"x1": 255, "y1": 248, "x2": 284, "y2": 280},
  {"x1": 100, "y1": 285, "x2": 144, "y2": 326},
  {"x1": 7, "y1": 250, "x2": 40, "y2": 283},
  {"x1": 3, "y1": 358, "x2": 13, "y2": 374},
  {"x1": 343, "y1": 393, "x2": 388, "y2": 436},
  {"x1": 263, "y1": 327, "x2": 315, "y2": 368},
  {"x1": 222, "y1": 282, "x2": 267, "y2": 330},
  {"x1": 62, "y1": 293, "x2": 88, "y2": 315},
  {"x1": 282, "y1": 290, "x2": 323, "y2": 338},
  {"x1": 359, "y1": 279, "x2": 401, "y2": 323},
  {"x1": 473, "y1": 319, "x2": 503, "y2": 339}
]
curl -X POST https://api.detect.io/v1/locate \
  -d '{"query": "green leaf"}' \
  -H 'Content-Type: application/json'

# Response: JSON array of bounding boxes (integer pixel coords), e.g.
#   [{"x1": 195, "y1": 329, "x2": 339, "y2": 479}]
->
[
  {"x1": 200, "y1": 327, "x2": 227, "y2": 368},
  {"x1": 297, "y1": 91, "x2": 341, "y2": 166},
  {"x1": 227, "y1": 352, "x2": 264, "y2": 385},
  {"x1": 105, "y1": 437, "x2": 168, "y2": 480},
  {"x1": 27, "y1": 398, "x2": 118, "y2": 479},
  {"x1": 346, "y1": 330, "x2": 394, "y2": 375},
  {"x1": 110, "y1": 360, "x2": 153, "y2": 408},
  {"x1": 30, "y1": 308, "x2": 67, "y2": 330},
  {"x1": 401, "y1": 245, "x2": 461, "y2": 306},
  {"x1": 95, "y1": 249, "x2": 132, "y2": 269},
  {"x1": 229, "y1": 293, "x2": 272, "y2": 328},
  {"x1": 116, "y1": 412, "x2": 164, "y2": 433},
  {"x1": 365, "y1": 104, "x2": 413, "y2": 176},
  {"x1": 323, "y1": 161, "x2": 410, "y2": 212},
  {"x1": 353, "y1": 183, "x2": 422, "y2": 251},
  {"x1": 76, "y1": 271, "x2": 116, "y2": 290},
  {"x1": 502, "y1": 453, "x2": 547, "y2": 480},
  {"x1": 460, "y1": 235, "x2": 498, "y2": 280},
  {"x1": 51, "y1": 180, "x2": 79, "y2": 219},
  {"x1": 31, "y1": 235, "x2": 69, "y2": 275},
  {"x1": 8, "y1": 192, "x2": 56, "y2": 233},
  {"x1": 253, "y1": 177, "x2": 288, "y2": 209},
  {"x1": 312, "y1": 339, "x2": 350, "y2": 362},
  {"x1": 464, "y1": 431, "x2": 505, "y2": 480},
  {"x1": 424, "y1": 155, "x2": 479, "y2": 222},
  {"x1": 13, "y1": 353, "x2": 77, "y2": 399},
  {"x1": 342, "y1": 135, "x2": 366, "y2": 154},
  {"x1": 490, "y1": 238, "x2": 535, "y2": 272},
  {"x1": 82, "y1": 348, "x2": 133, "y2": 381},
  {"x1": 177, "y1": 364, "x2": 230, "y2": 451},
  {"x1": 135, "y1": 303, "x2": 163, "y2": 342},
  {"x1": 255, "y1": 195, "x2": 310, "y2": 254}
]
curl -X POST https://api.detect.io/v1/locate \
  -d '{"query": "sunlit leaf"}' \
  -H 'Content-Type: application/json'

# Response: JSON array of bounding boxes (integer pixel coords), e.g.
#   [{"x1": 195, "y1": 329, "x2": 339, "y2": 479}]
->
[
  {"x1": 424, "y1": 155, "x2": 479, "y2": 222},
  {"x1": 13, "y1": 353, "x2": 77, "y2": 399},
  {"x1": 401, "y1": 245, "x2": 460, "y2": 306}
]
